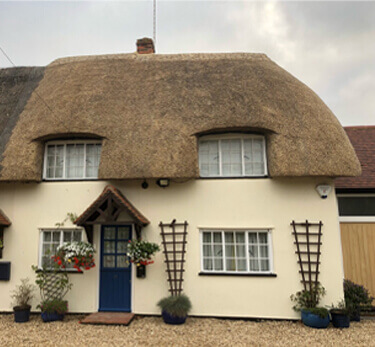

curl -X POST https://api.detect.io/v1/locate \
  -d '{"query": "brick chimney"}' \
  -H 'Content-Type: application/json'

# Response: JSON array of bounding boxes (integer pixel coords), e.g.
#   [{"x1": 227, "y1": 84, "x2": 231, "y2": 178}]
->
[{"x1": 136, "y1": 38, "x2": 155, "y2": 54}]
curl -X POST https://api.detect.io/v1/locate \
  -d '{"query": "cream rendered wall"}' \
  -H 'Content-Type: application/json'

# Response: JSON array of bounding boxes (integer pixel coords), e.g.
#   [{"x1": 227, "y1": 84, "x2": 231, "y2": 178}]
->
[{"x1": 0, "y1": 178, "x2": 344, "y2": 319}]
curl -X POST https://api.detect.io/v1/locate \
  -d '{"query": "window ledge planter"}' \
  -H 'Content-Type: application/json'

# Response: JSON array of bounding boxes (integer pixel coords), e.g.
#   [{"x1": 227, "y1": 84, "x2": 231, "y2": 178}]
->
[{"x1": 301, "y1": 309, "x2": 330, "y2": 329}]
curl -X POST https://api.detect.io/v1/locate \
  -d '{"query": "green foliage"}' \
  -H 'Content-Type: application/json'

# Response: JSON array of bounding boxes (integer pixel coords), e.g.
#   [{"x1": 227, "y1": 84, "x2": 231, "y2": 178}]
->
[
  {"x1": 304, "y1": 307, "x2": 329, "y2": 318},
  {"x1": 38, "y1": 299, "x2": 68, "y2": 314},
  {"x1": 329, "y1": 299, "x2": 350, "y2": 315},
  {"x1": 32, "y1": 264, "x2": 73, "y2": 303},
  {"x1": 290, "y1": 283, "x2": 326, "y2": 311},
  {"x1": 11, "y1": 278, "x2": 35, "y2": 310},
  {"x1": 157, "y1": 294, "x2": 192, "y2": 317},
  {"x1": 127, "y1": 239, "x2": 160, "y2": 265},
  {"x1": 344, "y1": 279, "x2": 374, "y2": 310},
  {"x1": 55, "y1": 212, "x2": 78, "y2": 227}
]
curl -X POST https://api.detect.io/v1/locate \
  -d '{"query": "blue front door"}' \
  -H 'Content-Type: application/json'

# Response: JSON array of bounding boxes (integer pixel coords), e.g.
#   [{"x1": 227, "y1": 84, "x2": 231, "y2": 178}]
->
[{"x1": 99, "y1": 225, "x2": 132, "y2": 312}]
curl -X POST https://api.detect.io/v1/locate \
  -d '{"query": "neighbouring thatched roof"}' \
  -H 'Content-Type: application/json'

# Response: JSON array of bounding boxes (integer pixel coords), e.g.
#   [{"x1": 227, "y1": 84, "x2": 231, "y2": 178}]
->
[
  {"x1": 0, "y1": 67, "x2": 45, "y2": 168},
  {"x1": 0, "y1": 52, "x2": 360, "y2": 181}
]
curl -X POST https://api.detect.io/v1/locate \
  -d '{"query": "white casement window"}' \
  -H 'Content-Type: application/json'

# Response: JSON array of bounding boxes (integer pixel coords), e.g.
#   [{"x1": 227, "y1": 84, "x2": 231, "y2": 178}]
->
[
  {"x1": 39, "y1": 229, "x2": 83, "y2": 269},
  {"x1": 43, "y1": 141, "x2": 102, "y2": 180},
  {"x1": 198, "y1": 134, "x2": 267, "y2": 177},
  {"x1": 200, "y1": 229, "x2": 273, "y2": 273}
]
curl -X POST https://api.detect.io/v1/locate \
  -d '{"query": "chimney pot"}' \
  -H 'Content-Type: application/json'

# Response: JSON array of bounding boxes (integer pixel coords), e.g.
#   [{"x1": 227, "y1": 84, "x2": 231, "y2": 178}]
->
[{"x1": 136, "y1": 38, "x2": 155, "y2": 54}]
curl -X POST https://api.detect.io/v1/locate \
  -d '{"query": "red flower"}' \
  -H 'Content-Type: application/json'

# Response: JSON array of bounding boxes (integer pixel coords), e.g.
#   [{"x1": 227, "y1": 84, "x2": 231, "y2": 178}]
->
[
  {"x1": 85, "y1": 267, "x2": 90, "y2": 270},
  {"x1": 74, "y1": 257, "x2": 78, "y2": 264},
  {"x1": 91, "y1": 264, "x2": 96, "y2": 268},
  {"x1": 57, "y1": 260, "x2": 62, "y2": 265}
]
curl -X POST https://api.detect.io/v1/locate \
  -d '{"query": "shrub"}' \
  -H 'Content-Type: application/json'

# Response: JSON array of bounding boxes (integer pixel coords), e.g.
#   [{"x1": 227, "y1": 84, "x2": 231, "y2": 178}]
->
[
  {"x1": 290, "y1": 283, "x2": 326, "y2": 311},
  {"x1": 38, "y1": 299, "x2": 68, "y2": 314},
  {"x1": 307, "y1": 307, "x2": 329, "y2": 318},
  {"x1": 157, "y1": 294, "x2": 192, "y2": 317},
  {"x1": 344, "y1": 279, "x2": 374, "y2": 310},
  {"x1": 11, "y1": 278, "x2": 35, "y2": 310}
]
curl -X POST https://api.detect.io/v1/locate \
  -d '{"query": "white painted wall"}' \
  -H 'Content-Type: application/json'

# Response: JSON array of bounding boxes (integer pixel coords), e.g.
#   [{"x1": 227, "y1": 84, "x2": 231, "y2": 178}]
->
[{"x1": 0, "y1": 178, "x2": 344, "y2": 319}]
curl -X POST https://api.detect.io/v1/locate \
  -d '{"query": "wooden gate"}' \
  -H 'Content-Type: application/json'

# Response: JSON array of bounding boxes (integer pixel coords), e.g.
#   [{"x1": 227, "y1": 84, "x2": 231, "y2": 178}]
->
[{"x1": 340, "y1": 222, "x2": 375, "y2": 298}]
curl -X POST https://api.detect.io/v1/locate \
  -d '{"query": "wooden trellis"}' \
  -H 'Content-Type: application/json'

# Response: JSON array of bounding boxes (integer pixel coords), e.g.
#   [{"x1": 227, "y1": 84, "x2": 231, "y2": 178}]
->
[
  {"x1": 291, "y1": 220, "x2": 323, "y2": 292},
  {"x1": 159, "y1": 220, "x2": 188, "y2": 296}
]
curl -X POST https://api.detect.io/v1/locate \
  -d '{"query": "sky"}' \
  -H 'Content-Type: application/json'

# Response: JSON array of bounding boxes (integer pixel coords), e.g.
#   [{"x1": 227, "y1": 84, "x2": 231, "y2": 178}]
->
[{"x1": 0, "y1": 1, "x2": 374, "y2": 126}]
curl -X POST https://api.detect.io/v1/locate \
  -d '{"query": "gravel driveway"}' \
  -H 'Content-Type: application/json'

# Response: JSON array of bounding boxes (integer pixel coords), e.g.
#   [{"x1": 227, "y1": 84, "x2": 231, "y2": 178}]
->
[{"x1": 1, "y1": 314, "x2": 374, "y2": 346}]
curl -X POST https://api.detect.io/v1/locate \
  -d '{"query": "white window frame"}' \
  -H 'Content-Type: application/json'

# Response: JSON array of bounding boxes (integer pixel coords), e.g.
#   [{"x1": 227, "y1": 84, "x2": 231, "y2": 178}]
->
[
  {"x1": 38, "y1": 228, "x2": 84, "y2": 270},
  {"x1": 337, "y1": 193, "x2": 375, "y2": 222},
  {"x1": 199, "y1": 228, "x2": 274, "y2": 274},
  {"x1": 43, "y1": 140, "x2": 102, "y2": 180},
  {"x1": 198, "y1": 134, "x2": 268, "y2": 178}
]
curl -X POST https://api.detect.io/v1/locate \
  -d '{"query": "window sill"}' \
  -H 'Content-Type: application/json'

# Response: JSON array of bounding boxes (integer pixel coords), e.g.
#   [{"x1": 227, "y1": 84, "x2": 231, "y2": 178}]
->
[
  {"x1": 199, "y1": 272, "x2": 277, "y2": 277},
  {"x1": 35, "y1": 269, "x2": 84, "y2": 274}
]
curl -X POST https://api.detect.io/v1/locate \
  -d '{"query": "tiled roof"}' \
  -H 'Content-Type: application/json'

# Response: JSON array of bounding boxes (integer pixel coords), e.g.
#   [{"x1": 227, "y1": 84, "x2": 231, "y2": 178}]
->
[
  {"x1": 336, "y1": 126, "x2": 375, "y2": 189},
  {"x1": 75, "y1": 185, "x2": 150, "y2": 226},
  {"x1": 0, "y1": 209, "x2": 11, "y2": 226}
]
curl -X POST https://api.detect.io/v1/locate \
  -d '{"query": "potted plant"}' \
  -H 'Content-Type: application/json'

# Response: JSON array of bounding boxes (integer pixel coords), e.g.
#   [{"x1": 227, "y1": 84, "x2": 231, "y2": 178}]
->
[
  {"x1": 39, "y1": 298, "x2": 68, "y2": 322},
  {"x1": 344, "y1": 279, "x2": 374, "y2": 322},
  {"x1": 290, "y1": 283, "x2": 330, "y2": 329},
  {"x1": 157, "y1": 294, "x2": 192, "y2": 325},
  {"x1": 10, "y1": 278, "x2": 35, "y2": 323},
  {"x1": 32, "y1": 264, "x2": 72, "y2": 322},
  {"x1": 330, "y1": 299, "x2": 350, "y2": 328},
  {"x1": 53, "y1": 241, "x2": 96, "y2": 272},
  {"x1": 126, "y1": 239, "x2": 160, "y2": 278}
]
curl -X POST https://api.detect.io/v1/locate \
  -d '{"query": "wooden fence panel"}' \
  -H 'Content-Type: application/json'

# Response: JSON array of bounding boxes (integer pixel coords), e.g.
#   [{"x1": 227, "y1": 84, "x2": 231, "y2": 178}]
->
[{"x1": 340, "y1": 223, "x2": 375, "y2": 299}]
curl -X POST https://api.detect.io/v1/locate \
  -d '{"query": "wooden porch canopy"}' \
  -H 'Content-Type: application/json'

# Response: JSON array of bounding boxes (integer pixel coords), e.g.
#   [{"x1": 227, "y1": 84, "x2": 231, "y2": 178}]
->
[{"x1": 74, "y1": 185, "x2": 150, "y2": 242}]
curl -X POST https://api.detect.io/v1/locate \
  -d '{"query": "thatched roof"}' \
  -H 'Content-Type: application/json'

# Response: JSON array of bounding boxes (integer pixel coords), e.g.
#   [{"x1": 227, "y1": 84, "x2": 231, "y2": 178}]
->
[
  {"x1": 0, "y1": 52, "x2": 360, "y2": 181},
  {"x1": 0, "y1": 67, "x2": 45, "y2": 168}
]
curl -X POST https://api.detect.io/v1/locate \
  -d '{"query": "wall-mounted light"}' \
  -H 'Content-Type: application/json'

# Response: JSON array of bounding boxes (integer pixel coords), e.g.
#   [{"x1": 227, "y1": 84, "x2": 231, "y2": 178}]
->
[
  {"x1": 141, "y1": 180, "x2": 149, "y2": 189},
  {"x1": 316, "y1": 184, "x2": 332, "y2": 199},
  {"x1": 156, "y1": 178, "x2": 170, "y2": 188}
]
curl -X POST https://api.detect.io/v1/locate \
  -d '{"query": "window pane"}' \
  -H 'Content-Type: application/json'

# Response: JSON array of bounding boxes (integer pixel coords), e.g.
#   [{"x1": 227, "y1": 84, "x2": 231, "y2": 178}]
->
[
  {"x1": 248, "y1": 245, "x2": 258, "y2": 258},
  {"x1": 117, "y1": 241, "x2": 127, "y2": 253},
  {"x1": 199, "y1": 140, "x2": 219, "y2": 176},
  {"x1": 118, "y1": 227, "x2": 130, "y2": 240},
  {"x1": 43, "y1": 232, "x2": 51, "y2": 242},
  {"x1": 214, "y1": 258, "x2": 223, "y2": 271},
  {"x1": 63, "y1": 231, "x2": 72, "y2": 242},
  {"x1": 104, "y1": 241, "x2": 115, "y2": 253},
  {"x1": 203, "y1": 245, "x2": 212, "y2": 257},
  {"x1": 259, "y1": 233, "x2": 268, "y2": 244},
  {"x1": 248, "y1": 233, "x2": 257, "y2": 244},
  {"x1": 237, "y1": 259, "x2": 247, "y2": 271},
  {"x1": 226, "y1": 259, "x2": 236, "y2": 271},
  {"x1": 213, "y1": 245, "x2": 222, "y2": 257},
  {"x1": 52, "y1": 232, "x2": 60, "y2": 242},
  {"x1": 244, "y1": 138, "x2": 264, "y2": 176},
  {"x1": 66, "y1": 144, "x2": 84, "y2": 178},
  {"x1": 213, "y1": 232, "x2": 222, "y2": 243},
  {"x1": 203, "y1": 258, "x2": 213, "y2": 270},
  {"x1": 225, "y1": 245, "x2": 235, "y2": 257},
  {"x1": 260, "y1": 246, "x2": 269, "y2": 257},
  {"x1": 86, "y1": 144, "x2": 101, "y2": 178},
  {"x1": 260, "y1": 259, "x2": 270, "y2": 271},
  {"x1": 236, "y1": 245, "x2": 246, "y2": 257},
  {"x1": 249, "y1": 259, "x2": 260, "y2": 271},
  {"x1": 236, "y1": 232, "x2": 245, "y2": 243},
  {"x1": 202, "y1": 232, "x2": 211, "y2": 243},
  {"x1": 73, "y1": 231, "x2": 82, "y2": 242},
  {"x1": 338, "y1": 197, "x2": 375, "y2": 216},
  {"x1": 117, "y1": 256, "x2": 129, "y2": 268},
  {"x1": 221, "y1": 139, "x2": 242, "y2": 176},
  {"x1": 104, "y1": 227, "x2": 116, "y2": 239},
  {"x1": 225, "y1": 232, "x2": 234, "y2": 243},
  {"x1": 103, "y1": 255, "x2": 115, "y2": 268}
]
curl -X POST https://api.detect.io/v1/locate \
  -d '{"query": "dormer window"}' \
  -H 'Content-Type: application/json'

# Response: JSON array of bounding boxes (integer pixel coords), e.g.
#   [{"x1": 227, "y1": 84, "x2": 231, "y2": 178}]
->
[
  {"x1": 199, "y1": 134, "x2": 267, "y2": 177},
  {"x1": 43, "y1": 140, "x2": 102, "y2": 180}
]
